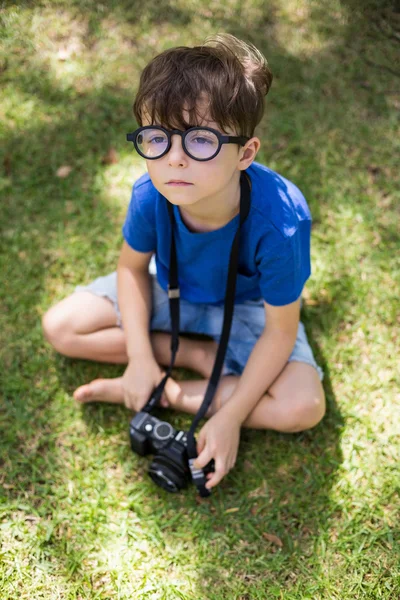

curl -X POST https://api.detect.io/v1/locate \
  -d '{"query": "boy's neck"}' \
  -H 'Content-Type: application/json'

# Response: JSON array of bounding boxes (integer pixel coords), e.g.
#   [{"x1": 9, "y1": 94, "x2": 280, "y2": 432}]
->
[{"x1": 177, "y1": 172, "x2": 241, "y2": 233}]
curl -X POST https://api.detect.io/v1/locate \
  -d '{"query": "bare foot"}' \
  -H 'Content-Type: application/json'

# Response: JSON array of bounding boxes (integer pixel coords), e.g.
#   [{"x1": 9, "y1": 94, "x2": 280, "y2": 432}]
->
[{"x1": 73, "y1": 377, "x2": 124, "y2": 404}]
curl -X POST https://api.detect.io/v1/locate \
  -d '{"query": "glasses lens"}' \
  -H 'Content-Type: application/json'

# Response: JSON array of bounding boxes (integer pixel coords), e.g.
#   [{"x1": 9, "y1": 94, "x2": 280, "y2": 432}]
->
[
  {"x1": 184, "y1": 129, "x2": 219, "y2": 159},
  {"x1": 136, "y1": 128, "x2": 168, "y2": 158}
]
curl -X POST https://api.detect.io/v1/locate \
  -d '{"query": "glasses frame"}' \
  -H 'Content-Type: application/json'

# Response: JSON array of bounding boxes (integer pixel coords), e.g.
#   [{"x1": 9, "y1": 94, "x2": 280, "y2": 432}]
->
[{"x1": 126, "y1": 125, "x2": 250, "y2": 162}]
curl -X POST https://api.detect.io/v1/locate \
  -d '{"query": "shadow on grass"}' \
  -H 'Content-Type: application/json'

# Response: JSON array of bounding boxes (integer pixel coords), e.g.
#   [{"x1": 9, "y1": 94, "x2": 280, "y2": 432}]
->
[{"x1": 1, "y1": 0, "x2": 398, "y2": 595}]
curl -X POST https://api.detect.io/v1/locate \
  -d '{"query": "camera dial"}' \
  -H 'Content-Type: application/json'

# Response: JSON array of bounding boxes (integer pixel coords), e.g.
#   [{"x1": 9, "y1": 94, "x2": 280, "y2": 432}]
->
[{"x1": 153, "y1": 422, "x2": 174, "y2": 441}]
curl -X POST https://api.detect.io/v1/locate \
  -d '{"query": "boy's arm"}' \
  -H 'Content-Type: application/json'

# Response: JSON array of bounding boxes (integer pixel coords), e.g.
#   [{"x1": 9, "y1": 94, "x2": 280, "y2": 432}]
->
[
  {"x1": 117, "y1": 241, "x2": 155, "y2": 361},
  {"x1": 221, "y1": 298, "x2": 301, "y2": 424},
  {"x1": 194, "y1": 299, "x2": 301, "y2": 489}
]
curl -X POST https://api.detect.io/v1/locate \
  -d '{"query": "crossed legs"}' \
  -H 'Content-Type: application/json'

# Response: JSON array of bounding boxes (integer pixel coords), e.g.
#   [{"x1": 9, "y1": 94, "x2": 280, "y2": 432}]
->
[{"x1": 42, "y1": 292, "x2": 326, "y2": 432}]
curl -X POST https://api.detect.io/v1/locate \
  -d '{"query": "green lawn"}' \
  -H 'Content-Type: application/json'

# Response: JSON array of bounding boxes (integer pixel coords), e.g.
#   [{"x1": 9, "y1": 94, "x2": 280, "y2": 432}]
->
[{"x1": 0, "y1": 1, "x2": 399, "y2": 598}]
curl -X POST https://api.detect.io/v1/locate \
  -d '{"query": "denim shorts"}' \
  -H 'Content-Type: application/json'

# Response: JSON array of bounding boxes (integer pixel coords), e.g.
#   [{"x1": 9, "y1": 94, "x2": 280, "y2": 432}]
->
[{"x1": 75, "y1": 259, "x2": 323, "y2": 380}]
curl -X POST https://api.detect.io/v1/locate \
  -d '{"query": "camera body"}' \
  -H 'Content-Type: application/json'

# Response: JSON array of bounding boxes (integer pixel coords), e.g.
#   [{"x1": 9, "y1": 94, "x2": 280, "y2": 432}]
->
[{"x1": 130, "y1": 410, "x2": 213, "y2": 493}]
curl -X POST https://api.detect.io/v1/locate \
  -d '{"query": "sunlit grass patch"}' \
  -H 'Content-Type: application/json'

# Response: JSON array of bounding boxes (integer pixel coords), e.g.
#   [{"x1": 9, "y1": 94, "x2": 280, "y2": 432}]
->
[{"x1": 1, "y1": 0, "x2": 399, "y2": 598}]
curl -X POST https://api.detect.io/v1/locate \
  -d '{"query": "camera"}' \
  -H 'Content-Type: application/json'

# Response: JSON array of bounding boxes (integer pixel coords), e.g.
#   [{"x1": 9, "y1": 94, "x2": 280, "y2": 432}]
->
[{"x1": 129, "y1": 410, "x2": 214, "y2": 493}]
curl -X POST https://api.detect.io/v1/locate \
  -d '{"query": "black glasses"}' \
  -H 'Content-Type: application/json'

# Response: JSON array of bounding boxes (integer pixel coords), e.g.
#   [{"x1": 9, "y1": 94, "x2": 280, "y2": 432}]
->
[{"x1": 126, "y1": 126, "x2": 249, "y2": 162}]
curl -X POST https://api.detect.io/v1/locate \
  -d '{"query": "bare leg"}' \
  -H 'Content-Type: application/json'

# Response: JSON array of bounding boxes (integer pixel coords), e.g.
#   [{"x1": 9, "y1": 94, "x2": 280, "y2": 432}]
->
[
  {"x1": 42, "y1": 292, "x2": 218, "y2": 377},
  {"x1": 70, "y1": 334, "x2": 216, "y2": 404},
  {"x1": 43, "y1": 293, "x2": 325, "y2": 431},
  {"x1": 73, "y1": 362, "x2": 325, "y2": 432},
  {"x1": 164, "y1": 362, "x2": 325, "y2": 431},
  {"x1": 42, "y1": 292, "x2": 219, "y2": 403}
]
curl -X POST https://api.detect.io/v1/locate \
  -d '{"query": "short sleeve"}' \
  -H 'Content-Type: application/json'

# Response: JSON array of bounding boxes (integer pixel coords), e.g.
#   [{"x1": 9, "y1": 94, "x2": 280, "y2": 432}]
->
[
  {"x1": 122, "y1": 180, "x2": 157, "y2": 253},
  {"x1": 257, "y1": 220, "x2": 311, "y2": 306}
]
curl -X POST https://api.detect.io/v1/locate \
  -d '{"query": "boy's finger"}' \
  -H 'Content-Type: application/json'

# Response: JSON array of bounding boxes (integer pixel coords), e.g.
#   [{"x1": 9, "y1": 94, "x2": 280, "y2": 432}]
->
[
  {"x1": 205, "y1": 459, "x2": 226, "y2": 489},
  {"x1": 196, "y1": 433, "x2": 206, "y2": 455},
  {"x1": 193, "y1": 446, "x2": 213, "y2": 470},
  {"x1": 124, "y1": 395, "x2": 135, "y2": 410},
  {"x1": 160, "y1": 394, "x2": 169, "y2": 408}
]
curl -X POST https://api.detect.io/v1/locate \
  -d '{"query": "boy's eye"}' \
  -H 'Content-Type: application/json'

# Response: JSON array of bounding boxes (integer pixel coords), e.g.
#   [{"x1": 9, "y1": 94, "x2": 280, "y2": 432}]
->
[
  {"x1": 149, "y1": 136, "x2": 166, "y2": 144},
  {"x1": 192, "y1": 136, "x2": 213, "y2": 145},
  {"x1": 187, "y1": 131, "x2": 218, "y2": 146}
]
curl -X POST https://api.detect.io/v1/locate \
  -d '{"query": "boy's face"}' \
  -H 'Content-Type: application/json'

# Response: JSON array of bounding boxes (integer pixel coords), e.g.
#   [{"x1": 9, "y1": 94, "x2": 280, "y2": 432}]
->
[{"x1": 142, "y1": 104, "x2": 259, "y2": 209}]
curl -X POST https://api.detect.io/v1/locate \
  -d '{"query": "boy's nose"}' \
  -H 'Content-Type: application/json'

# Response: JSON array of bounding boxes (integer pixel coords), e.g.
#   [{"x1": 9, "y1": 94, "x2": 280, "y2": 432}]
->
[{"x1": 167, "y1": 134, "x2": 188, "y2": 166}]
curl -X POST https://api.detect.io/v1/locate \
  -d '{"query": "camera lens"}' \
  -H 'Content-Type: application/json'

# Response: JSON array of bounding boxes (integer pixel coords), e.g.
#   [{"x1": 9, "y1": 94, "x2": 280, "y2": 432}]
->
[
  {"x1": 148, "y1": 467, "x2": 180, "y2": 492},
  {"x1": 148, "y1": 455, "x2": 188, "y2": 493}
]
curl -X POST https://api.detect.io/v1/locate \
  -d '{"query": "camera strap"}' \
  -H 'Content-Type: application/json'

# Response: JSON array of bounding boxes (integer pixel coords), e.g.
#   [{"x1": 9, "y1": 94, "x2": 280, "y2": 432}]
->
[
  {"x1": 141, "y1": 195, "x2": 180, "y2": 414},
  {"x1": 148, "y1": 171, "x2": 251, "y2": 496}
]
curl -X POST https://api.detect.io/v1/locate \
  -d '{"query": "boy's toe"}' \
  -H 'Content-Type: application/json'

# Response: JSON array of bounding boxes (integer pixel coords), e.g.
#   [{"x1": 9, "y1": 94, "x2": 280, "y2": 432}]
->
[{"x1": 73, "y1": 384, "x2": 93, "y2": 402}]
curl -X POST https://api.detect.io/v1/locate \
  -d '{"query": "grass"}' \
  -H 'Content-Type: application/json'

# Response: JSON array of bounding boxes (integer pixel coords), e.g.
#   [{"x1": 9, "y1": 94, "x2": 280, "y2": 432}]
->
[{"x1": 0, "y1": 0, "x2": 399, "y2": 598}]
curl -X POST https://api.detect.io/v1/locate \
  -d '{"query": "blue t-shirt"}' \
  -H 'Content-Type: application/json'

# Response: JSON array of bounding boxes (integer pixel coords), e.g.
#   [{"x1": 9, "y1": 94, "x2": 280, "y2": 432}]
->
[{"x1": 122, "y1": 162, "x2": 312, "y2": 307}]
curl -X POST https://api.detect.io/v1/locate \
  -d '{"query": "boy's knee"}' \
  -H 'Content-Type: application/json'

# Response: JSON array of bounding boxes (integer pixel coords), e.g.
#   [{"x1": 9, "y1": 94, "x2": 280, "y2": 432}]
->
[
  {"x1": 287, "y1": 390, "x2": 326, "y2": 433},
  {"x1": 42, "y1": 305, "x2": 75, "y2": 355}
]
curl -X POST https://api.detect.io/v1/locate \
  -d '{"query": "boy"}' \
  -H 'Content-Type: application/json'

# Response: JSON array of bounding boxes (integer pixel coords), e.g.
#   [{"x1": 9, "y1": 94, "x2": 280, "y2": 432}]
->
[{"x1": 42, "y1": 34, "x2": 325, "y2": 490}]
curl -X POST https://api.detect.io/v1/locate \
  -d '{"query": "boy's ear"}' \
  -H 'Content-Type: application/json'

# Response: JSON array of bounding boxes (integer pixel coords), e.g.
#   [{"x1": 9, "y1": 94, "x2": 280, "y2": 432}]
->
[{"x1": 238, "y1": 136, "x2": 261, "y2": 169}]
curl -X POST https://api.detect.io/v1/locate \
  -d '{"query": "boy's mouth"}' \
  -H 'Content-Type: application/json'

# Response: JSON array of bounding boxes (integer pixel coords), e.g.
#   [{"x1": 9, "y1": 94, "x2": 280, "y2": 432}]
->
[{"x1": 166, "y1": 180, "x2": 193, "y2": 186}]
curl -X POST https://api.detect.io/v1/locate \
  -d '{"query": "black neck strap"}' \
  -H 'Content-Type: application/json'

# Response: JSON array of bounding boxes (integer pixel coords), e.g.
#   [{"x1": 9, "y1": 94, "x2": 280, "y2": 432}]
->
[{"x1": 144, "y1": 171, "x2": 251, "y2": 496}]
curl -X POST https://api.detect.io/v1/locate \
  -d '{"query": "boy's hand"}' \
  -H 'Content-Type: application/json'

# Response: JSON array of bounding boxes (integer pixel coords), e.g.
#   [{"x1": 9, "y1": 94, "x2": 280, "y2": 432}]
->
[
  {"x1": 193, "y1": 409, "x2": 241, "y2": 490},
  {"x1": 122, "y1": 358, "x2": 168, "y2": 412}
]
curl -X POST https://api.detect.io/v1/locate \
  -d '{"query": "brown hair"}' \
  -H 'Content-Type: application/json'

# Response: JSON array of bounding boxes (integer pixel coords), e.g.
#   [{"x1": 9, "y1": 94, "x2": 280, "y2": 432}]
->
[{"x1": 133, "y1": 33, "x2": 273, "y2": 138}]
